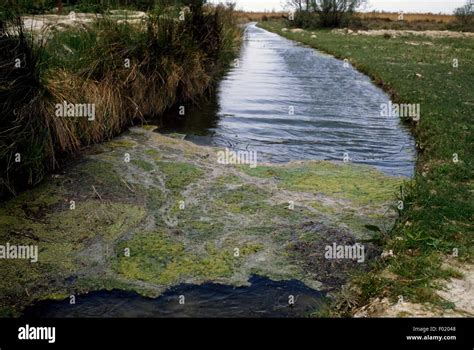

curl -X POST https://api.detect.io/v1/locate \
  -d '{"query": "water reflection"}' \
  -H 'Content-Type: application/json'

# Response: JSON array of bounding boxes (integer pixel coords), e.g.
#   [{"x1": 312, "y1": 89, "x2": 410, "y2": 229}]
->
[{"x1": 160, "y1": 23, "x2": 416, "y2": 177}]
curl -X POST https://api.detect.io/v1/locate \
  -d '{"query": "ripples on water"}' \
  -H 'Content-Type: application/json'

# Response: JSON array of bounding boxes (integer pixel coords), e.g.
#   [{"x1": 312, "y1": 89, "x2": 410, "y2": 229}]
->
[{"x1": 161, "y1": 23, "x2": 415, "y2": 177}]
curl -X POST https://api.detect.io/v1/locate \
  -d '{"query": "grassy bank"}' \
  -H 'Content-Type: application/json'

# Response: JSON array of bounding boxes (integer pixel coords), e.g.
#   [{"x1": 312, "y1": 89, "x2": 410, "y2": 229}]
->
[
  {"x1": 259, "y1": 21, "x2": 473, "y2": 314},
  {"x1": 0, "y1": 4, "x2": 241, "y2": 196}
]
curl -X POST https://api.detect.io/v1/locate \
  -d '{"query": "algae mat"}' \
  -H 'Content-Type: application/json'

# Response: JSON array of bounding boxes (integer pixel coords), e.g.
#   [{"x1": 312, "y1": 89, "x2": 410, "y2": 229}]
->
[{"x1": 0, "y1": 126, "x2": 405, "y2": 316}]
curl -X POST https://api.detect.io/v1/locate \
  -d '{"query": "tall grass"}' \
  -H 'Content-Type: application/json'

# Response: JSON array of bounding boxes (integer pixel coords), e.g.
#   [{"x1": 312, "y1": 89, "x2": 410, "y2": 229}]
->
[
  {"x1": 0, "y1": 15, "x2": 50, "y2": 194},
  {"x1": 0, "y1": 4, "x2": 241, "y2": 196}
]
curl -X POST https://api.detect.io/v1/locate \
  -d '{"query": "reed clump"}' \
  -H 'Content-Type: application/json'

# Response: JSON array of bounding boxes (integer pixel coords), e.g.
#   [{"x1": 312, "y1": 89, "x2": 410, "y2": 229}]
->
[{"x1": 0, "y1": 3, "x2": 241, "y2": 196}]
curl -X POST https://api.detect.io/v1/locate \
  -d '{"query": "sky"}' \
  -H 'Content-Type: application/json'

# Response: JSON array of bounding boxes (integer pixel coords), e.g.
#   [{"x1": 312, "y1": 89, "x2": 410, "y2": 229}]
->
[{"x1": 210, "y1": 0, "x2": 468, "y2": 14}]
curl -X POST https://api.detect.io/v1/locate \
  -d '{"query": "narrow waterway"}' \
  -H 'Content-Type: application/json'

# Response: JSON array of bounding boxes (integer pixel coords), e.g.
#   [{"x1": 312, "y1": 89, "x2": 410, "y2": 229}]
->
[
  {"x1": 20, "y1": 24, "x2": 417, "y2": 319},
  {"x1": 161, "y1": 23, "x2": 416, "y2": 177}
]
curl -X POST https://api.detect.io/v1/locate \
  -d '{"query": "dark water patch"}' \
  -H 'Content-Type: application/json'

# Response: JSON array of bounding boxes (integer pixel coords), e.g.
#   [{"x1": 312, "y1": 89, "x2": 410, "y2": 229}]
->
[
  {"x1": 158, "y1": 24, "x2": 416, "y2": 177},
  {"x1": 22, "y1": 275, "x2": 325, "y2": 318}
]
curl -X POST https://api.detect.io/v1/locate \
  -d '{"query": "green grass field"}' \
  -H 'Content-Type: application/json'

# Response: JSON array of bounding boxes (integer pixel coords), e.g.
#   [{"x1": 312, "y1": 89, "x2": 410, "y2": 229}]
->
[{"x1": 259, "y1": 21, "x2": 473, "y2": 313}]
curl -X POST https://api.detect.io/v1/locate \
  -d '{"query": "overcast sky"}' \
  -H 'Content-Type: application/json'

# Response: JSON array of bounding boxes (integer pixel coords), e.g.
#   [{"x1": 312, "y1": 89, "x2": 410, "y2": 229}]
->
[{"x1": 210, "y1": 0, "x2": 468, "y2": 14}]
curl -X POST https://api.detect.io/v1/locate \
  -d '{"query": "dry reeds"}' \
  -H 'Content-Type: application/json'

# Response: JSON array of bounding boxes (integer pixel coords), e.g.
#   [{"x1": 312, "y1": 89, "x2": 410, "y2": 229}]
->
[{"x1": 0, "y1": 4, "x2": 241, "y2": 196}]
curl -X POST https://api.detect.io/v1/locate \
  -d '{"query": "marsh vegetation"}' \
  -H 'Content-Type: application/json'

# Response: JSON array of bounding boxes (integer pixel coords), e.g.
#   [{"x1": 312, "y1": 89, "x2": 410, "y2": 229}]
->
[{"x1": 0, "y1": 1, "x2": 241, "y2": 196}]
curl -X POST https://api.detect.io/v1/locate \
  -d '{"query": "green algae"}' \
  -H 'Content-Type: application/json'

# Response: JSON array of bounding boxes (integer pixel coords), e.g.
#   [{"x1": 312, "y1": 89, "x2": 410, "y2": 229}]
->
[
  {"x1": 0, "y1": 127, "x2": 405, "y2": 315},
  {"x1": 146, "y1": 188, "x2": 166, "y2": 212},
  {"x1": 212, "y1": 183, "x2": 269, "y2": 214},
  {"x1": 177, "y1": 217, "x2": 225, "y2": 239},
  {"x1": 155, "y1": 161, "x2": 205, "y2": 192},
  {"x1": 241, "y1": 161, "x2": 403, "y2": 206},
  {"x1": 66, "y1": 158, "x2": 149, "y2": 205},
  {"x1": 0, "y1": 174, "x2": 146, "y2": 315},
  {"x1": 107, "y1": 139, "x2": 137, "y2": 149},
  {"x1": 262, "y1": 203, "x2": 313, "y2": 225},
  {"x1": 214, "y1": 175, "x2": 243, "y2": 185},
  {"x1": 113, "y1": 231, "x2": 262, "y2": 285},
  {"x1": 145, "y1": 149, "x2": 162, "y2": 160},
  {"x1": 310, "y1": 198, "x2": 393, "y2": 236},
  {"x1": 71, "y1": 160, "x2": 125, "y2": 195},
  {"x1": 131, "y1": 159, "x2": 154, "y2": 172},
  {"x1": 37, "y1": 293, "x2": 71, "y2": 301}
]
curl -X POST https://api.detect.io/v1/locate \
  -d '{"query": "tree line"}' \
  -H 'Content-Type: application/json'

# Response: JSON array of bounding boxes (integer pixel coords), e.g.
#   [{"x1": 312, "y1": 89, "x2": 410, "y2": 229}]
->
[
  {"x1": 285, "y1": 0, "x2": 473, "y2": 29},
  {"x1": 285, "y1": 0, "x2": 366, "y2": 28}
]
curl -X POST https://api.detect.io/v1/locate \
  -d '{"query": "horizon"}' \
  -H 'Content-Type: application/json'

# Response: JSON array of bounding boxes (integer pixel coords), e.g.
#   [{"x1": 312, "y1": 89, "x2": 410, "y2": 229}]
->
[{"x1": 207, "y1": 0, "x2": 468, "y2": 14}]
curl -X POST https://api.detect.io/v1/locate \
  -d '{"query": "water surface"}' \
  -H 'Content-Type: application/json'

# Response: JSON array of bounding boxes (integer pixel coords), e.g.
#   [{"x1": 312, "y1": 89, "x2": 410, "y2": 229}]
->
[
  {"x1": 23, "y1": 276, "x2": 325, "y2": 318},
  {"x1": 160, "y1": 23, "x2": 415, "y2": 177}
]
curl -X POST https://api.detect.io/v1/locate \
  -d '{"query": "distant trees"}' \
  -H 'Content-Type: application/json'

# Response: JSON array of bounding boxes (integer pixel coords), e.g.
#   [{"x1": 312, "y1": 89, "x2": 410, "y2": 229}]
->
[
  {"x1": 286, "y1": 0, "x2": 305, "y2": 12},
  {"x1": 286, "y1": 0, "x2": 366, "y2": 28},
  {"x1": 312, "y1": 0, "x2": 365, "y2": 27},
  {"x1": 452, "y1": 0, "x2": 473, "y2": 31},
  {"x1": 454, "y1": 0, "x2": 473, "y2": 25}
]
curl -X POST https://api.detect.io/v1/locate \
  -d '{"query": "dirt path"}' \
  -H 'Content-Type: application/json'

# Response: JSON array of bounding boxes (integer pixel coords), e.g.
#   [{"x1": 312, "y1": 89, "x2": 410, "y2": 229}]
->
[
  {"x1": 354, "y1": 263, "x2": 474, "y2": 317},
  {"x1": 21, "y1": 11, "x2": 146, "y2": 33}
]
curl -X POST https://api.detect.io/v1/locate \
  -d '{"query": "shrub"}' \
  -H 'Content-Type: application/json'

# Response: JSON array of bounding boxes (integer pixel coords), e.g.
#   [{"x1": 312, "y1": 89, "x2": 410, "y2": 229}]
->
[
  {"x1": 286, "y1": 1, "x2": 366, "y2": 29},
  {"x1": 290, "y1": 11, "x2": 320, "y2": 29},
  {"x1": 450, "y1": 1, "x2": 474, "y2": 31},
  {"x1": 455, "y1": 1, "x2": 473, "y2": 25}
]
